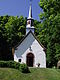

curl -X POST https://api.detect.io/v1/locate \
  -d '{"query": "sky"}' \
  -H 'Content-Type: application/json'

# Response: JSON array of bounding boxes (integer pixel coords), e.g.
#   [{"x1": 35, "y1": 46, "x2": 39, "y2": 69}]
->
[{"x1": 0, "y1": 0, "x2": 43, "y2": 21}]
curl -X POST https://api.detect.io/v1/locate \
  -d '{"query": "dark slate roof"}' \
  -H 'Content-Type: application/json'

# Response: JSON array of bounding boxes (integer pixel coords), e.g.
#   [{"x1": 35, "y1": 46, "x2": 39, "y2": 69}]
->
[{"x1": 14, "y1": 30, "x2": 46, "y2": 52}]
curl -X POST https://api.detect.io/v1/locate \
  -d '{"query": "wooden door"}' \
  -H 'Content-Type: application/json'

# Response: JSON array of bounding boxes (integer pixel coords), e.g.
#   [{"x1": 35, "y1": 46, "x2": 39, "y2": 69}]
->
[{"x1": 26, "y1": 53, "x2": 34, "y2": 67}]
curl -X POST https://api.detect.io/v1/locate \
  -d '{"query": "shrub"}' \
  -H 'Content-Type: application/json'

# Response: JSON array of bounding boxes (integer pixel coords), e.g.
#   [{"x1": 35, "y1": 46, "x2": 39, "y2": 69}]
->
[
  {"x1": 0, "y1": 61, "x2": 8, "y2": 67},
  {"x1": 0, "y1": 61, "x2": 20, "y2": 69},
  {"x1": 19, "y1": 63, "x2": 30, "y2": 73},
  {"x1": 0, "y1": 61, "x2": 30, "y2": 73},
  {"x1": 7, "y1": 61, "x2": 20, "y2": 69}
]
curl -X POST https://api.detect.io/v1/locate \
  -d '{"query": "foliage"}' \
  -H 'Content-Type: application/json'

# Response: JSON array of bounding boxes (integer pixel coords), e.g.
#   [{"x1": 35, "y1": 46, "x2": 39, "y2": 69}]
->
[
  {"x1": 0, "y1": 15, "x2": 41, "y2": 61},
  {"x1": 39, "y1": 0, "x2": 60, "y2": 67},
  {"x1": 19, "y1": 63, "x2": 30, "y2": 73},
  {"x1": 0, "y1": 15, "x2": 26, "y2": 60},
  {"x1": 0, "y1": 61, "x2": 20, "y2": 69},
  {"x1": 0, "y1": 61, "x2": 30, "y2": 73},
  {"x1": 0, "y1": 1, "x2": 60, "y2": 68}
]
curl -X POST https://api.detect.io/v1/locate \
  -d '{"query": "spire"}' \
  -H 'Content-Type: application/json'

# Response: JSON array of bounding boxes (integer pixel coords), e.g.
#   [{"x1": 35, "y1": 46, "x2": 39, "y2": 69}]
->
[
  {"x1": 28, "y1": 0, "x2": 32, "y2": 19},
  {"x1": 26, "y1": 0, "x2": 35, "y2": 34}
]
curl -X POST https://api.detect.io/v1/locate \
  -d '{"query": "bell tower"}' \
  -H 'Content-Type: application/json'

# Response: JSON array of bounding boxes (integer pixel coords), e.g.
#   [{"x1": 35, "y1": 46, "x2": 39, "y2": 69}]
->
[{"x1": 26, "y1": 0, "x2": 35, "y2": 34}]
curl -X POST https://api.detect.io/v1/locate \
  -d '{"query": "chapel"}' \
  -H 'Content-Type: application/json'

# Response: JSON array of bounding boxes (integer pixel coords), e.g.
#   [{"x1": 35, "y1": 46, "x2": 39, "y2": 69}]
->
[{"x1": 14, "y1": 1, "x2": 46, "y2": 68}]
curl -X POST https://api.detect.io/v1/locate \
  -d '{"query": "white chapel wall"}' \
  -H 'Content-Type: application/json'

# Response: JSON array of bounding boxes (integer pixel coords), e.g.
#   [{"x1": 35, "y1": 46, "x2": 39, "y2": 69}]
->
[{"x1": 14, "y1": 33, "x2": 46, "y2": 68}]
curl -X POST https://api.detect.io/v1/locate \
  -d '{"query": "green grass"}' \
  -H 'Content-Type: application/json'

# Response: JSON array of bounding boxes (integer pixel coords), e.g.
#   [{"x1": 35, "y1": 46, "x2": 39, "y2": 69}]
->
[{"x1": 0, "y1": 68, "x2": 60, "y2": 80}]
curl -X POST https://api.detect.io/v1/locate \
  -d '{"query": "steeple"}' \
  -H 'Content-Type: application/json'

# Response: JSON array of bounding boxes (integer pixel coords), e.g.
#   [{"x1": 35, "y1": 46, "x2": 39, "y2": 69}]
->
[
  {"x1": 26, "y1": 0, "x2": 35, "y2": 34},
  {"x1": 28, "y1": 2, "x2": 32, "y2": 19}
]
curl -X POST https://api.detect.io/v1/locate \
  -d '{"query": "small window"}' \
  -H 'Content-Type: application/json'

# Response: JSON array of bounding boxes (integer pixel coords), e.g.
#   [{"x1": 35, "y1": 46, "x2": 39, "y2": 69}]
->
[{"x1": 19, "y1": 59, "x2": 21, "y2": 62}]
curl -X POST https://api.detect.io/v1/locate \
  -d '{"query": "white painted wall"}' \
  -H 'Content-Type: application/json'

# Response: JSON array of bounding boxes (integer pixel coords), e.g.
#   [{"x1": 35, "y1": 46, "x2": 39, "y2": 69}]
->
[{"x1": 14, "y1": 32, "x2": 46, "y2": 68}]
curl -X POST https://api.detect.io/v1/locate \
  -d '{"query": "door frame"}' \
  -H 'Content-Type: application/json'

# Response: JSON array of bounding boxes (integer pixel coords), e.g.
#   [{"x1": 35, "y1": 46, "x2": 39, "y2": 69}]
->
[{"x1": 26, "y1": 53, "x2": 34, "y2": 67}]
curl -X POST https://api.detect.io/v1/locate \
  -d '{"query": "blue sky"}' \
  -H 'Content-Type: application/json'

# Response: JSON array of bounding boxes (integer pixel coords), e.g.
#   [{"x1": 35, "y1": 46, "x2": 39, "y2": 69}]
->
[{"x1": 0, "y1": 0, "x2": 43, "y2": 21}]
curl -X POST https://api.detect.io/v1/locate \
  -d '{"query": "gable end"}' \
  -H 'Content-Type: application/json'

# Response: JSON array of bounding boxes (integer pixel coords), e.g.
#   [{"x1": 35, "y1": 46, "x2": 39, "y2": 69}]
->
[{"x1": 14, "y1": 30, "x2": 46, "y2": 52}]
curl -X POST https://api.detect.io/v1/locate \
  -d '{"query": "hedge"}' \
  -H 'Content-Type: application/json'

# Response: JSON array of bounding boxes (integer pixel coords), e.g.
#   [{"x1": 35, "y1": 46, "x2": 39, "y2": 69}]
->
[
  {"x1": 0, "y1": 61, "x2": 30, "y2": 73},
  {"x1": 19, "y1": 63, "x2": 30, "y2": 73}
]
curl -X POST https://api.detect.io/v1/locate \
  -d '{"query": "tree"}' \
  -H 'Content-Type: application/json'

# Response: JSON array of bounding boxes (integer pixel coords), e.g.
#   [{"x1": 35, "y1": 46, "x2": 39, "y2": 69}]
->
[
  {"x1": 0, "y1": 15, "x2": 26, "y2": 60},
  {"x1": 39, "y1": 0, "x2": 60, "y2": 67},
  {"x1": 0, "y1": 15, "x2": 42, "y2": 61}
]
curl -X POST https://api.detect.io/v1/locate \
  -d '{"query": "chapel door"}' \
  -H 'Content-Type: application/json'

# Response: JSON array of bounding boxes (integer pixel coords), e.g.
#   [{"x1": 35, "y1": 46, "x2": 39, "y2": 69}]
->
[{"x1": 26, "y1": 53, "x2": 34, "y2": 67}]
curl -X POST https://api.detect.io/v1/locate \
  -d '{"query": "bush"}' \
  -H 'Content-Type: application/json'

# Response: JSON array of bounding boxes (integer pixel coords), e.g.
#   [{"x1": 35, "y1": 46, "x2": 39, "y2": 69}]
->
[
  {"x1": 0, "y1": 61, "x2": 30, "y2": 73},
  {"x1": 19, "y1": 63, "x2": 30, "y2": 73},
  {"x1": 7, "y1": 61, "x2": 20, "y2": 69},
  {"x1": 0, "y1": 61, "x2": 20, "y2": 69},
  {"x1": 0, "y1": 61, "x2": 8, "y2": 67}
]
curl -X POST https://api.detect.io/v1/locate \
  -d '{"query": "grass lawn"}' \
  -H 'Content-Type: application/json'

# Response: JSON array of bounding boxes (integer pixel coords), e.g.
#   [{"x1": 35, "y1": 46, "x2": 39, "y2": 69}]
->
[{"x1": 0, "y1": 68, "x2": 60, "y2": 80}]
